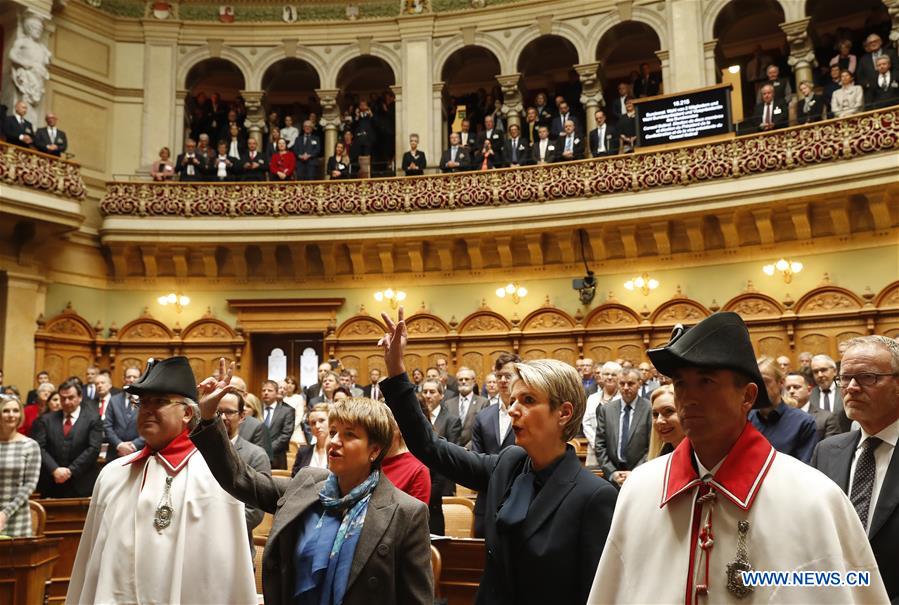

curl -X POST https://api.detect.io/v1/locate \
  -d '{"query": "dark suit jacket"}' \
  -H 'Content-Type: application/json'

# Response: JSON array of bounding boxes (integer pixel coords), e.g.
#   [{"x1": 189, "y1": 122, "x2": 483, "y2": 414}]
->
[
  {"x1": 805, "y1": 401, "x2": 841, "y2": 442},
  {"x1": 326, "y1": 156, "x2": 352, "y2": 179},
  {"x1": 595, "y1": 396, "x2": 652, "y2": 480},
  {"x1": 263, "y1": 402, "x2": 296, "y2": 470},
  {"x1": 175, "y1": 152, "x2": 208, "y2": 182},
  {"x1": 554, "y1": 133, "x2": 585, "y2": 161},
  {"x1": 233, "y1": 435, "x2": 271, "y2": 551},
  {"x1": 383, "y1": 373, "x2": 617, "y2": 605},
  {"x1": 812, "y1": 431, "x2": 899, "y2": 602},
  {"x1": 439, "y1": 147, "x2": 471, "y2": 173},
  {"x1": 430, "y1": 405, "x2": 462, "y2": 499},
  {"x1": 34, "y1": 127, "x2": 68, "y2": 156},
  {"x1": 531, "y1": 139, "x2": 557, "y2": 164},
  {"x1": 866, "y1": 75, "x2": 899, "y2": 109},
  {"x1": 796, "y1": 95, "x2": 825, "y2": 124},
  {"x1": 634, "y1": 74, "x2": 661, "y2": 98},
  {"x1": 292, "y1": 133, "x2": 322, "y2": 159},
  {"x1": 191, "y1": 418, "x2": 433, "y2": 605},
  {"x1": 103, "y1": 393, "x2": 144, "y2": 461},
  {"x1": 2, "y1": 115, "x2": 34, "y2": 147},
  {"x1": 589, "y1": 124, "x2": 618, "y2": 156},
  {"x1": 469, "y1": 403, "x2": 516, "y2": 538},
  {"x1": 238, "y1": 149, "x2": 268, "y2": 181},
  {"x1": 401, "y1": 151, "x2": 427, "y2": 176},
  {"x1": 549, "y1": 114, "x2": 578, "y2": 139},
  {"x1": 476, "y1": 130, "x2": 505, "y2": 157},
  {"x1": 811, "y1": 385, "x2": 851, "y2": 433},
  {"x1": 503, "y1": 137, "x2": 531, "y2": 166},
  {"x1": 443, "y1": 394, "x2": 489, "y2": 448},
  {"x1": 239, "y1": 414, "x2": 274, "y2": 461},
  {"x1": 209, "y1": 155, "x2": 241, "y2": 181},
  {"x1": 749, "y1": 99, "x2": 789, "y2": 132},
  {"x1": 31, "y1": 406, "x2": 104, "y2": 497},
  {"x1": 857, "y1": 49, "x2": 899, "y2": 91}
]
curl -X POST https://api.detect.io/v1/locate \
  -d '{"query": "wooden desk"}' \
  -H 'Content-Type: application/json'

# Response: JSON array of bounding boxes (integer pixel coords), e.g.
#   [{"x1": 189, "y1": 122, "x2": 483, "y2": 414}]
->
[
  {"x1": 432, "y1": 538, "x2": 485, "y2": 605},
  {"x1": 33, "y1": 498, "x2": 91, "y2": 604},
  {"x1": 0, "y1": 537, "x2": 61, "y2": 605}
]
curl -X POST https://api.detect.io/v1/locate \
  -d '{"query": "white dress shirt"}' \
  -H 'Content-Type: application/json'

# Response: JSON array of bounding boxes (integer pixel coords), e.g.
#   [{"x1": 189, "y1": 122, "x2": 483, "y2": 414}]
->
[
  {"x1": 847, "y1": 420, "x2": 899, "y2": 533},
  {"x1": 498, "y1": 402, "x2": 512, "y2": 448},
  {"x1": 429, "y1": 405, "x2": 440, "y2": 425}
]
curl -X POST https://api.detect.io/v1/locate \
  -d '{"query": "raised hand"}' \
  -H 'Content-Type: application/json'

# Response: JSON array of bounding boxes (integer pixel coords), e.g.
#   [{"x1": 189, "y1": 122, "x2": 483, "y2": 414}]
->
[
  {"x1": 379, "y1": 307, "x2": 408, "y2": 378},
  {"x1": 196, "y1": 357, "x2": 241, "y2": 420}
]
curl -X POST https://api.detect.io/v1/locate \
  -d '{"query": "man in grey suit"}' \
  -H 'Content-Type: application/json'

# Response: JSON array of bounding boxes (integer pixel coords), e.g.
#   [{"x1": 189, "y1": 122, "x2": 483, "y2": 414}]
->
[
  {"x1": 218, "y1": 391, "x2": 271, "y2": 557},
  {"x1": 811, "y1": 336, "x2": 899, "y2": 602},
  {"x1": 443, "y1": 367, "x2": 488, "y2": 448},
  {"x1": 421, "y1": 378, "x2": 462, "y2": 535},
  {"x1": 785, "y1": 371, "x2": 840, "y2": 441},
  {"x1": 811, "y1": 354, "x2": 851, "y2": 432},
  {"x1": 104, "y1": 366, "x2": 144, "y2": 461},
  {"x1": 259, "y1": 380, "x2": 295, "y2": 469},
  {"x1": 595, "y1": 368, "x2": 652, "y2": 487}
]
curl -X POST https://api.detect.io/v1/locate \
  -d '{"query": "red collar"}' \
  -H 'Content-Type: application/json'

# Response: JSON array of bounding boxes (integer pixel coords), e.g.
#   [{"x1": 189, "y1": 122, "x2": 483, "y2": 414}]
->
[
  {"x1": 661, "y1": 423, "x2": 775, "y2": 511},
  {"x1": 126, "y1": 428, "x2": 197, "y2": 476}
]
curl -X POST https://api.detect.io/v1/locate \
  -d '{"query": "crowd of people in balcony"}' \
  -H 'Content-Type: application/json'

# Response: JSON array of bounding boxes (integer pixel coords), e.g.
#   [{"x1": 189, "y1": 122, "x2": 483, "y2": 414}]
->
[{"x1": 1, "y1": 100, "x2": 68, "y2": 156}]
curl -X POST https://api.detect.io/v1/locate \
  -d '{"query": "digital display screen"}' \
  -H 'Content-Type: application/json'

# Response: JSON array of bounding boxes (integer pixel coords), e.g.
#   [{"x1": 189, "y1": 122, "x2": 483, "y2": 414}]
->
[{"x1": 634, "y1": 86, "x2": 733, "y2": 148}]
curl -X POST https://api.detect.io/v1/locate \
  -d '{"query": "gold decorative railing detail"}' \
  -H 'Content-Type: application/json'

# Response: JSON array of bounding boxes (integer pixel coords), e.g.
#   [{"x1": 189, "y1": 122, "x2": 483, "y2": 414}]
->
[{"x1": 0, "y1": 143, "x2": 86, "y2": 200}]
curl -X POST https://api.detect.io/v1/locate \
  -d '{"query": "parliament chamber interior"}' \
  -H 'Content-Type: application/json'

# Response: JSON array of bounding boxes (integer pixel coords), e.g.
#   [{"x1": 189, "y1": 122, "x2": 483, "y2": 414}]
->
[{"x1": 1, "y1": 0, "x2": 899, "y2": 603}]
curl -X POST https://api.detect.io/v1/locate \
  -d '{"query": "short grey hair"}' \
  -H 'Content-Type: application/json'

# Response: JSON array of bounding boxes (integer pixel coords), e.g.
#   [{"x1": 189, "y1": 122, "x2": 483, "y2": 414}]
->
[
  {"x1": 842, "y1": 336, "x2": 899, "y2": 373},
  {"x1": 512, "y1": 359, "x2": 585, "y2": 442},
  {"x1": 600, "y1": 361, "x2": 623, "y2": 375},
  {"x1": 185, "y1": 398, "x2": 201, "y2": 430},
  {"x1": 811, "y1": 354, "x2": 836, "y2": 369},
  {"x1": 421, "y1": 378, "x2": 444, "y2": 395},
  {"x1": 619, "y1": 368, "x2": 641, "y2": 382},
  {"x1": 876, "y1": 55, "x2": 892, "y2": 66}
]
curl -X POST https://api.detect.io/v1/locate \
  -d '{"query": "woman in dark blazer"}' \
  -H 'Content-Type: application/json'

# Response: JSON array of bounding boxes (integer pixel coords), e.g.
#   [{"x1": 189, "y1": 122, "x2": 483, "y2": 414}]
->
[
  {"x1": 191, "y1": 360, "x2": 433, "y2": 605},
  {"x1": 326, "y1": 142, "x2": 352, "y2": 179},
  {"x1": 796, "y1": 81, "x2": 825, "y2": 124},
  {"x1": 401, "y1": 134, "x2": 427, "y2": 176},
  {"x1": 378, "y1": 309, "x2": 617, "y2": 605}
]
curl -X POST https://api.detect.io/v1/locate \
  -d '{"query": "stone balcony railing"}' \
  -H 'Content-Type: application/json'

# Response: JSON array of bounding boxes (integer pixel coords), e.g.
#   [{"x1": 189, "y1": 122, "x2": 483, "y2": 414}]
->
[
  {"x1": 0, "y1": 142, "x2": 87, "y2": 200},
  {"x1": 100, "y1": 107, "x2": 899, "y2": 219}
]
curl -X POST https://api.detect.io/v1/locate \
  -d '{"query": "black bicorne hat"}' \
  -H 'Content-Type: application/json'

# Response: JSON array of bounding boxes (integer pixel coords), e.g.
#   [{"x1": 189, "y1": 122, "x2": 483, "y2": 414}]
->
[
  {"x1": 647, "y1": 312, "x2": 770, "y2": 409},
  {"x1": 124, "y1": 356, "x2": 198, "y2": 401}
]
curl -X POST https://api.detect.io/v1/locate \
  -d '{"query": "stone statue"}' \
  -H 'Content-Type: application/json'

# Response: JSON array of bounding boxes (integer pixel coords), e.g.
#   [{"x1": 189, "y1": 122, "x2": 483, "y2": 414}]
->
[{"x1": 9, "y1": 12, "x2": 52, "y2": 108}]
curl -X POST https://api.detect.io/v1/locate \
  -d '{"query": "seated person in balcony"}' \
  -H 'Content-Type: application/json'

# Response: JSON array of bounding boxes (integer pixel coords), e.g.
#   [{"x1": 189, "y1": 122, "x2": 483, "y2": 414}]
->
[
  {"x1": 239, "y1": 137, "x2": 267, "y2": 181},
  {"x1": 831, "y1": 69, "x2": 865, "y2": 117},
  {"x1": 505, "y1": 123, "x2": 530, "y2": 167},
  {"x1": 279, "y1": 114, "x2": 299, "y2": 149},
  {"x1": 175, "y1": 139, "x2": 206, "y2": 182},
  {"x1": 269, "y1": 138, "x2": 296, "y2": 181},
  {"x1": 522, "y1": 107, "x2": 539, "y2": 147},
  {"x1": 555, "y1": 119, "x2": 584, "y2": 162},
  {"x1": 354, "y1": 99, "x2": 376, "y2": 157},
  {"x1": 823, "y1": 64, "x2": 843, "y2": 113},
  {"x1": 757, "y1": 64, "x2": 792, "y2": 104},
  {"x1": 35, "y1": 112, "x2": 67, "y2": 156},
  {"x1": 439, "y1": 132, "x2": 470, "y2": 173},
  {"x1": 294, "y1": 120, "x2": 322, "y2": 181},
  {"x1": 589, "y1": 109, "x2": 618, "y2": 157},
  {"x1": 326, "y1": 141, "x2": 352, "y2": 179},
  {"x1": 550, "y1": 100, "x2": 578, "y2": 139},
  {"x1": 401, "y1": 133, "x2": 427, "y2": 176},
  {"x1": 457, "y1": 118, "x2": 475, "y2": 154},
  {"x1": 211, "y1": 141, "x2": 239, "y2": 182},
  {"x1": 477, "y1": 114, "x2": 504, "y2": 159},
  {"x1": 531, "y1": 125, "x2": 556, "y2": 165},
  {"x1": 2, "y1": 101, "x2": 34, "y2": 148},
  {"x1": 617, "y1": 99, "x2": 638, "y2": 152},
  {"x1": 750, "y1": 84, "x2": 788, "y2": 132},
  {"x1": 633, "y1": 62, "x2": 661, "y2": 98},
  {"x1": 609, "y1": 82, "x2": 632, "y2": 124},
  {"x1": 856, "y1": 33, "x2": 899, "y2": 93},
  {"x1": 475, "y1": 138, "x2": 501, "y2": 170},
  {"x1": 533, "y1": 91, "x2": 554, "y2": 128},
  {"x1": 150, "y1": 146, "x2": 175, "y2": 181},
  {"x1": 830, "y1": 39, "x2": 857, "y2": 75},
  {"x1": 866, "y1": 55, "x2": 899, "y2": 109},
  {"x1": 796, "y1": 81, "x2": 825, "y2": 124},
  {"x1": 224, "y1": 124, "x2": 246, "y2": 160}
]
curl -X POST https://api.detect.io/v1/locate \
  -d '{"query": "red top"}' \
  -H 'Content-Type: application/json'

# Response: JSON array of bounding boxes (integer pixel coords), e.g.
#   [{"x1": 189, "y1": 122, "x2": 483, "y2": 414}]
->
[
  {"x1": 382, "y1": 451, "x2": 431, "y2": 505},
  {"x1": 18, "y1": 404, "x2": 40, "y2": 436},
  {"x1": 269, "y1": 151, "x2": 296, "y2": 178}
]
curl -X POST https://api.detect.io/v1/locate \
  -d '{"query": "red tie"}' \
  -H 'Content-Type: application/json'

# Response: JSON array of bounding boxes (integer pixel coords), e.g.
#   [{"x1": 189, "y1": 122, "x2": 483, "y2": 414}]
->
[
  {"x1": 63, "y1": 415, "x2": 73, "y2": 437},
  {"x1": 99, "y1": 397, "x2": 107, "y2": 418}
]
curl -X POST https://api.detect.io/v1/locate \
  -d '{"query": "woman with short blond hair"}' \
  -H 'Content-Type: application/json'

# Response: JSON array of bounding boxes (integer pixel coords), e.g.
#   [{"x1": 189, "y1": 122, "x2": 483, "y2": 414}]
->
[{"x1": 647, "y1": 385, "x2": 684, "y2": 460}]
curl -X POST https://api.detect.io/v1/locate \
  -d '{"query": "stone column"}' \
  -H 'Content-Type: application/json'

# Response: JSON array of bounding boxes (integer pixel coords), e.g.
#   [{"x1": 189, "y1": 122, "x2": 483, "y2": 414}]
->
[
  {"x1": 888, "y1": 0, "x2": 899, "y2": 47},
  {"x1": 175, "y1": 89, "x2": 188, "y2": 149},
  {"x1": 781, "y1": 18, "x2": 815, "y2": 95},
  {"x1": 140, "y1": 21, "x2": 179, "y2": 168},
  {"x1": 390, "y1": 84, "x2": 403, "y2": 174},
  {"x1": 574, "y1": 62, "x2": 603, "y2": 143},
  {"x1": 667, "y1": 0, "x2": 705, "y2": 92},
  {"x1": 0, "y1": 271, "x2": 46, "y2": 390},
  {"x1": 241, "y1": 90, "x2": 266, "y2": 147},
  {"x1": 432, "y1": 81, "x2": 447, "y2": 169},
  {"x1": 495, "y1": 73, "x2": 524, "y2": 129},
  {"x1": 703, "y1": 40, "x2": 719, "y2": 87},
  {"x1": 398, "y1": 21, "x2": 434, "y2": 169},
  {"x1": 655, "y1": 50, "x2": 671, "y2": 95},
  {"x1": 316, "y1": 88, "x2": 340, "y2": 179}
]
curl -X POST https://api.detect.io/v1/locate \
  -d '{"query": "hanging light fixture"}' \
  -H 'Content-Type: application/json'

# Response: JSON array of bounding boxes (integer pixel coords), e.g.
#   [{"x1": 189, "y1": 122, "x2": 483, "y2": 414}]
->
[
  {"x1": 374, "y1": 288, "x2": 407, "y2": 309},
  {"x1": 624, "y1": 273, "x2": 659, "y2": 296},
  {"x1": 157, "y1": 292, "x2": 190, "y2": 313},
  {"x1": 763, "y1": 258, "x2": 803, "y2": 283},
  {"x1": 496, "y1": 283, "x2": 527, "y2": 304}
]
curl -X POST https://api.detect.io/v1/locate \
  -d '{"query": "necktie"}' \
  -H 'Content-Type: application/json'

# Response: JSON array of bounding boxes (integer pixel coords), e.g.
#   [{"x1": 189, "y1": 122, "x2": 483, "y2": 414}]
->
[
  {"x1": 850, "y1": 437, "x2": 882, "y2": 531},
  {"x1": 821, "y1": 389, "x2": 831, "y2": 412},
  {"x1": 460, "y1": 396, "x2": 469, "y2": 421},
  {"x1": 63, "y1": 414, "x2": 73, "y2": 437},
  {"x1": 512, "y1": 139, "x2": 518, "y2": 162},
  {"x1": 371, "y1": 384, "x2": 380, "y2": 400},
  {"x1": 99, "y1": 397, "x2": 107, "y2": 418},
  {"x1": 565, "y1": 136, "x2": 573, "y2": 152},
  {"x1": 764, "y1": 104, "x2": 772, "y2": 125},
  {"x1": 881, "y1": 75, "x2": 889, "y2": 90},
  {"x1": 264, "y1": 406, "x2": 273, "y2": 427},
  {"x1": 619, "y1": 404, "x2": 632, "y2": 463}
]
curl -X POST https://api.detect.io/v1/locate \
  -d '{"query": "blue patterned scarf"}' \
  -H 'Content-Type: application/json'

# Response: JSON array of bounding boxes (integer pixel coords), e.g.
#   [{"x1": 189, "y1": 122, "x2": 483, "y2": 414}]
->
[{"x1": 294, "y1": 470, "x2": 380, "y2": 605}]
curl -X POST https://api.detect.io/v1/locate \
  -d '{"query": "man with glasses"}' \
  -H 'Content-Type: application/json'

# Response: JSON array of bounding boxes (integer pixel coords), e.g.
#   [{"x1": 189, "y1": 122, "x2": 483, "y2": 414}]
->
[
  {"x1": 444, "y1": 367, "x2": 488, "y2": 448},
  {"x1": 811, "y1": 354, "x2": 851, "y2": 432},
  {"x1": 813, "y1": 336, "x2": 899, "y2": 602},
  {"x1": 67, "y1": 357, "x2": 256, "y2": 605}
]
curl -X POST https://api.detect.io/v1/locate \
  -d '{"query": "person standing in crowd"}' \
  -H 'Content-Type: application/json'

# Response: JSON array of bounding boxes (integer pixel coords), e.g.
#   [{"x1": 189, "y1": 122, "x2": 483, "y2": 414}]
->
[
  {"x1": 34, "y1": 112, "x2": 67, "y2": 156},
  {"x1": 191, "y1": 358, "x2": 434, "y2": 605},
  {"x1": 401, "y1": 133, "x2": 427, "y2": 176},
  {"x1": 751, "y1": 84, "x2": 789, "y2": 132},
  {"x1": 104, "y1": 366, "x2": 143, "y2": 461},
  {"x1": 150, "y1": 147, "x2": 176, "y2": 181},
  {"x1": 555, "y1": 119, "x2": 584, "y2": 161},
  {"x1": 504, "y1": 123, "x2": 530, "y2": 167},
  {"x1": 617, "y1": 99, "x2": 638, "y2": 152},
  {"x1": 757, "y1": 64, "x2": 792, "y2": 103},
  {"x1": 830, "y1": 39, "x2": 857, "y2": 75},
  {"x1": 750, "y1": 357, "x2": 819, "y2": 463},
  {"x1": 588, "y1": 313, "x2": 888, "y2": 604},
  {"x1": 440, "y1": 132, "x2": 470, "y2": 173},
  {"x1": 476, "y1": 138, "x2": 500, "y2": 170},
  {"x1": 305, "y1": 361, "x2": 335, "y2": 401},
  {"x1": 354, "y1": 99, "x2": 376, "y2": 157},
  {"x1": 811, "y1": 353, "x2": 851, "y2": 432},
  {"x1": 796, "y1": 81, "x2": 825, "y2": 123},
  {"x1": 866, "y1": 56, "x2": 899, "y2": 109},
  {"x1": 292, "y1": 402, "x2": 330, "y2": 476},
  {"x1": 279, "y1": 114, "x2": 299, "y2": 149},
  {"x1": 20, "y1": 381, "x2": 54, "y2": 436},
  {"x1": 379, "y1": 308, "x2": 617, "y2": 605},
  {"x1": 238, "y1": 137, "x2": 267, "y2": 181},
  {"x1": 259, "y1": 379, "x2": 295, "y2": 470},
  {"x1": 823, "y1": 63, "x2": 843, "y2": 111},
  {"x1": 211, "y1": 141, "x2": 239, "y2": 182},
  {"x1": 633, "y1": 62, "x2": 661, "y2": 98},
  {"x1": 594, "y1": 368, "x2": 652, "y2": 486},
  {"x1": 444, "y1": 367, "x2": 488, "y2": 448},
  {"x1": 0, "y1": 396, "x2": 41, "y2": 536},
  {"x1": 419, "y1": 377, "x2": 461, "y2": 535},
  {"x1": 67, "y1": 357, "x2": 256, "y2": 605},
  {"x1": 856, "y1": 33, "x2": 899, "y2": 93},
  {"x1": 582, "y1": 361, "x2": 622, "y2": 466},
  {"x1": 294, "y1": 120, "x2": 322, "y2": 181},
  {"x1": 2, "y1": 101, "x2": 34, "y2": 148},
  {"x1": 175, "y1": 139, "x2": 206, "y2": 182},
  {"x1": 832, "y1": 69, "x2": 865, "y2": 117},
  {"x1": 327, "y1": 141, "x2": 352, "y2": 179},
  {"x1": 381, "y1": 407, "x2": 431, "y2": 506},
  {"x1": 785, "y1": 371, "x2": 840, "y2": 442},
  {"x1": 26, "y1": 370, "x2": 50, "y2": 405},
  {"x1": 269, "y1": 138, "x2": 296, "y2": 181},
  {"x1": 646, "y1": 385, "x2": 684, "y2": 459},
  {"x1": 31, "y1": 379, "x2": 103, "y2": 498},
  {"x1": 589, "y1": 109, "x2": 617, "y2": 157},
  {"x1": 812, "y1": 335, "x2": 899, "y2": 602}
]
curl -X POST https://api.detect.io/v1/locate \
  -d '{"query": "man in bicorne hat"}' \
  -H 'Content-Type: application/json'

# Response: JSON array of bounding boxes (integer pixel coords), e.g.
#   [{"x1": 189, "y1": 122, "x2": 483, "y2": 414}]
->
[
  {"x1": 67, "y1": 357, "x2": 256, "y2": 605},
  {"x1": 588, "y1": 312, "x2": 887, "y2": 604}
]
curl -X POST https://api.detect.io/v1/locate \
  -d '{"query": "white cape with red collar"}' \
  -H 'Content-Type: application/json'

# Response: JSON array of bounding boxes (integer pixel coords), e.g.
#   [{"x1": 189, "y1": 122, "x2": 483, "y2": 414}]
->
[
  {"x1": 588, "y1": 423, "x2": 888, "y2": 604},
  {"x1": 66, "y1": 431, "x2": 256, "y2": 605}
]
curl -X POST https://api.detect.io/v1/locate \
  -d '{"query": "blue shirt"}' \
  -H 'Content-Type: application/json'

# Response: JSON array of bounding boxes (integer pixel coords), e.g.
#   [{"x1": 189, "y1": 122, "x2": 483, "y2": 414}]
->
[{"x1": 749, "y1": 401, "x2": 819, "y2": 463}]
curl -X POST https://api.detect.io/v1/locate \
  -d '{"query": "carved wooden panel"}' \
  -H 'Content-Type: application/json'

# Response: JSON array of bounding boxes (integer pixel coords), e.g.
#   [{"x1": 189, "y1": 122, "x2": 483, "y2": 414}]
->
[
  {"x1": 521, "y1": 309, "x2": 575, "y2": 332},
  {"x1": 521, "y1": 348, "x2": 548, "y2": 360},
  {"x1": 460, "y1": 351, "x2": 486, "y2": 377},
  {"x1": 34, "y1": 305, "x2": 101, "y2": 386},
  {"x1": 336, "y1": 316, "x2": 385, "y2": 339},
  {"x1": 798, "y1": 333, "x2": 831, "y2": 355},
  {"x1": 616, "y1": 344, "x2": 644, "y2": 364},
  {"x1": 724, "y1": 293, "x2": 783, "y2": 318},
  {"x1": 756, "y1": 336, "x2": 786, "y2": 358},
  {"x1": 552, "y1": 347, "x2": 577, "y2": 366},
  {"x1": 365, "y1": 354, "x2": 385, "y2": 376},
  {"x1": 182, "y1": 317, "x2": 236, "y2": 340},
  {"x1": 875, "y1": 281, "x2": 899, "y2": 308},
  {"x1": 650, "y1": 299, "x2": 710, "y2": 324},
  {"x1": 459, "y1": 311, "x2": 511, "y2": 335},
  {"x1": 405, "y1": 314, "x2": 449, "y2": 337},
  {"x1": 118, "y1": 316, "x2": 173, "y2": 341},
  {"x1": 795, "y1": 287, "x2": 863, "y2": 314},
  {"x1": 403, "y1": 353, "x2": 424, "y2": 372}
]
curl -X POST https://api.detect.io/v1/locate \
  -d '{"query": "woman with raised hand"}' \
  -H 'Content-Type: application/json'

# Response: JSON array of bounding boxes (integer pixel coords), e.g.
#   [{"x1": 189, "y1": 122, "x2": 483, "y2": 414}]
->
[
  {"x1": 378, "y1": 308, "x2": 617, "y2": 605},
  {"x1": 190, "y1": 358, "x2": 433, "y2": 605}
]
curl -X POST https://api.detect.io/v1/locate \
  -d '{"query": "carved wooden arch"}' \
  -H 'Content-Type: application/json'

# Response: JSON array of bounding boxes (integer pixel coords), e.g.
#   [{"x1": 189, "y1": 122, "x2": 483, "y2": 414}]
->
[
  {"x1": 650, "y1": 297, "x2": 711, "y2": 325},
  {"x1": 336, "y1": 315, "x2": 386, "y2": 339},
  {"x1": 34, "y1": 304, "x2": 102, "y2": 386},
  {"x1": 404, "y1": 313, "x2": 451, "y2": 337},
  {"x1": 458, "y1": 309, "x2": 512, "y2": 335},
  {"x1": 115, "y1": 313, "x2": 175, "y2": 341},
  {"x1": 722, "y1": 292, "x2": 785, "y2": 319},
  {"x1": 182, "y1": 315, "x2": 239, "y2": 341},
  {"x1": 36, "y1": 304, "x2": 98, "y2": 344},
  {"x1": 520, "y1": 306, "x2": 576, "y2": 332},
  {"x1": 874, "y1": 281, "x2": 899, "y2": 308},
  {"x1": 794, "y1": 286, "x2": 863, "y2": 314},
  {"x1": 585, "y1": 303, "x2": 641, "y2": 328}
]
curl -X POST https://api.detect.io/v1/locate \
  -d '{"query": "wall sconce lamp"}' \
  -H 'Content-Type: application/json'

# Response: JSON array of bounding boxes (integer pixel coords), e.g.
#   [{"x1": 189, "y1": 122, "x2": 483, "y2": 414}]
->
[
  {"x1": 374, "y1": 288, "x2": 407, "y2": 309},
  {"x1": 763, "y1": 259, "x2": 803, "y2": 283},
  {"x1": 624, "y1": 273, "x2": 659, "y2": 296},
  {"x1": 496, "y1": 283, "x2": 527, "y2": 304},
  {"x1": 158, "y1": 292, "x2": 190, "y2": 313}
]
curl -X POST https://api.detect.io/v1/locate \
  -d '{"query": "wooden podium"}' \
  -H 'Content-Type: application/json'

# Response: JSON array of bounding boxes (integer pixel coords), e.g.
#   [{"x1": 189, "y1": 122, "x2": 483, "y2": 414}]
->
[{"x1": 0, "y1": 537, "x2": 61, "y2": 605}]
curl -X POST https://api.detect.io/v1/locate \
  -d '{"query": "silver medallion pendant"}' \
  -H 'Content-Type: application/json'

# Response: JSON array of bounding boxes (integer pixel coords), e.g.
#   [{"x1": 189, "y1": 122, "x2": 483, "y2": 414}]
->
[
  {"x1": 153, "y1": 476, "x2": 175, "y2": 533},
  {"x1": 725, "y1": 520, "x2": 754, "y2": 598}
]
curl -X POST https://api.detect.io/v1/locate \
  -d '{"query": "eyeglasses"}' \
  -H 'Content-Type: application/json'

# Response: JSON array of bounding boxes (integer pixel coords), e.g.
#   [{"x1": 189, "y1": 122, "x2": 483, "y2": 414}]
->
[
  {"x1": 134, "y1": 397, "x2": 189, "y2": 410},
  {"x1": 835, "y1": 373, "x2": 897, "y2": 387}
]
